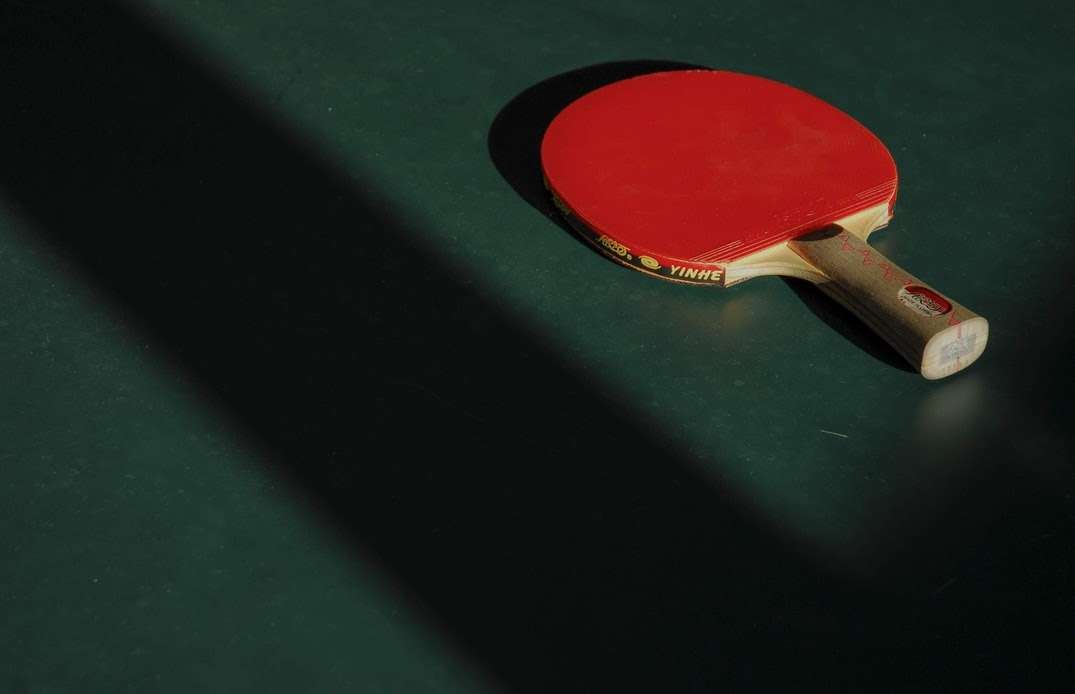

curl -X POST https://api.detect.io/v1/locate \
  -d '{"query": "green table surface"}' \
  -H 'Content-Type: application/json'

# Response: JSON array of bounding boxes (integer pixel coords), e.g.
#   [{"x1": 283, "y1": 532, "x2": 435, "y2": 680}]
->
[{"x1": 2, "y1": 1, "x2": 1073, "y2": 691}]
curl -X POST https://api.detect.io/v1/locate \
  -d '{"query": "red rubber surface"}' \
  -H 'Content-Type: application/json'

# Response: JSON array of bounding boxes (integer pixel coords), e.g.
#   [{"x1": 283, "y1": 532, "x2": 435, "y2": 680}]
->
[{"x1": 541, "y1": 70, "x2": 898, "y2": 264}]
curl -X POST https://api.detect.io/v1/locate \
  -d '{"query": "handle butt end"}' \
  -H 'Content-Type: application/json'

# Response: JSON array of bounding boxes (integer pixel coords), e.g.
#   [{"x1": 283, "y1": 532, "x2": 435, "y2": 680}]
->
[{"x1": 920, "y1": 317, "x2": 989, "y2": 380}]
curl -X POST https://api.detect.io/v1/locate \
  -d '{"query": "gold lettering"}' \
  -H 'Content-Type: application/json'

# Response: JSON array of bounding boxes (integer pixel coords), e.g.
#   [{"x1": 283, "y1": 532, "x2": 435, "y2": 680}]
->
[
  {"x1": 684, "y1": 268, "x2": 698, "y2": 279},
  {"x1": 670, "y1": 265, "x2": 683, "y2": 276},
  {"x1": 597, "y1": 235, "x2": 630, "y2": 258}
]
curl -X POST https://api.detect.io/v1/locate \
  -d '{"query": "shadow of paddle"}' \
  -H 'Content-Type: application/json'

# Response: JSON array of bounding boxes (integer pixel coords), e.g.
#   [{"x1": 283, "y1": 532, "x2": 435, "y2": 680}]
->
[{"x1": 784, "y1": 277, "x2": 913, "y2": 371}]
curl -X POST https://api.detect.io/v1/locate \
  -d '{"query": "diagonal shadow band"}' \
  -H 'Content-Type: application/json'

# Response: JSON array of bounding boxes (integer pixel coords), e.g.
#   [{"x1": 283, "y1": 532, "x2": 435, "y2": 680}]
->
[{"x1": 0, "y1": 5, "x2": 871, "y2": 692}]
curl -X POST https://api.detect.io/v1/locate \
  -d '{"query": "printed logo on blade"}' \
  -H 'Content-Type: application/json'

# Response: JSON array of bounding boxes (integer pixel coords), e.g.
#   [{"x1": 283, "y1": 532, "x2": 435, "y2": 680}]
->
[
  {"x1": 597, "y1": 235, "x2": 632, "y2": 260},
  {"x1": 669, "y1": 265, "x2": 721, "y2": 282},
  {"x1": 897, "y1": 285, "x2": 951, "y2": 317}
]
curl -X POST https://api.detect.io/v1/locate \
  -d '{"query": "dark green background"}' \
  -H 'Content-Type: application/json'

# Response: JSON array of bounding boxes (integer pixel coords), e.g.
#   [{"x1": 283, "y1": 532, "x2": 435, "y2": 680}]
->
[{"x1": 2, "y1": 1, "x2": 1072, "y2": 691}]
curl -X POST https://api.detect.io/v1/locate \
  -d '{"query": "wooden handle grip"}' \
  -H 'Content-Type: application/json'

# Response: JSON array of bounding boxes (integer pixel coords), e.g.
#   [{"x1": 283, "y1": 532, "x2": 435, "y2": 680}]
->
[{"x1": 788, "y1": 227, "x2": 988, "y2": 379}]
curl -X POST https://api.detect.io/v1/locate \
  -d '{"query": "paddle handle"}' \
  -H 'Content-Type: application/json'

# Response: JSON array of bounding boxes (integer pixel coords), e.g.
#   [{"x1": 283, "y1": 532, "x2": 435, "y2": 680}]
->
[{"x1": 788, "y1": 227, "x2": 988, "y2": 379}]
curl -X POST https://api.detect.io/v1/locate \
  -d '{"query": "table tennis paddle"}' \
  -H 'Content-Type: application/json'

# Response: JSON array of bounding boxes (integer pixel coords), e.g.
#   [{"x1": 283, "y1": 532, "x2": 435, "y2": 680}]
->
[{"x1": 541, "y1": 70, "x2": 987, "y2": 379}]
